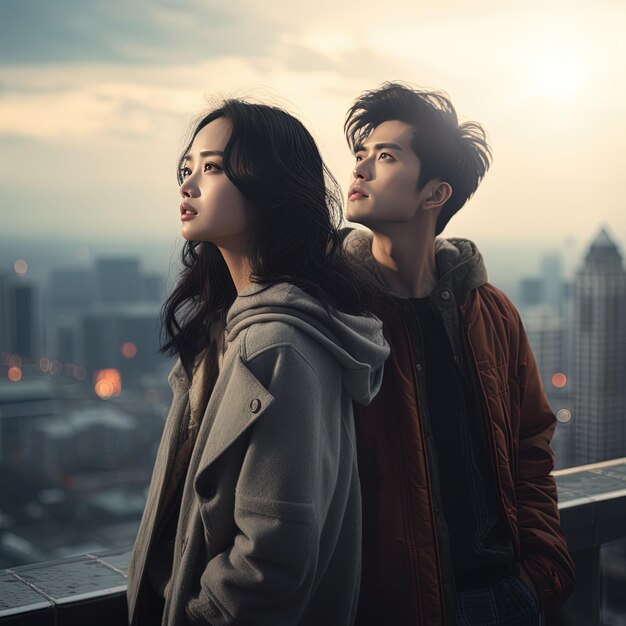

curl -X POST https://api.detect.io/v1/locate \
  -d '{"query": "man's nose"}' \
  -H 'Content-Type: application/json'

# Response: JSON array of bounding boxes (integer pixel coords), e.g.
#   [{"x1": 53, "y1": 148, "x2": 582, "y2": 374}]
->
[{"x1": 353, "y1": 159, "x2": 370, "y2": 180}]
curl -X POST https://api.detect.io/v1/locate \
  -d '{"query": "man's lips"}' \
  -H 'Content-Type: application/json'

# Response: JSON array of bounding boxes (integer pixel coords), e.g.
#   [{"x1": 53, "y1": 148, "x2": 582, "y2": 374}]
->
[{"x1": 348, "y1": 185, "x2": 369, "y2": 201}]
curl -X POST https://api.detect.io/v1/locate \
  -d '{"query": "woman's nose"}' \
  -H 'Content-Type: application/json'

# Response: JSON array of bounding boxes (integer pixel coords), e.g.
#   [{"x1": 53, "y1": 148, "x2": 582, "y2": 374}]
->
[{"x1": 179, "y1": 178, "x2": 198, "y2": 198}]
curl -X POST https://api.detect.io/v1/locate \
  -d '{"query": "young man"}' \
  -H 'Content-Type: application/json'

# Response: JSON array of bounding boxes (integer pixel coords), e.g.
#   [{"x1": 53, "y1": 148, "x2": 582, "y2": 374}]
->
[{"x1": 342, "y1": 83, "x2": 575, "y2": 626}]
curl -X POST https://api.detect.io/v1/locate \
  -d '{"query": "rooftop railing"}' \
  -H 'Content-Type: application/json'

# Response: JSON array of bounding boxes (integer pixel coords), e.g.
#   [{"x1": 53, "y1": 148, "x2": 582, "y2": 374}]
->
[{"x1": 2, "y1": 458, "x2": 626, "y2": 625}]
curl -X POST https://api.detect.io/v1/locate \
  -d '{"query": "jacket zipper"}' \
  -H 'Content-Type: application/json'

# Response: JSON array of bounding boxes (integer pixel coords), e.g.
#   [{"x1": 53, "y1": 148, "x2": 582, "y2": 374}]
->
[
  {"x1": 463, "y1": 325, "x2": 521, "y2": 559},
  {"x1": 401, "y1": 308, "x2": 449, "y2": 624}
]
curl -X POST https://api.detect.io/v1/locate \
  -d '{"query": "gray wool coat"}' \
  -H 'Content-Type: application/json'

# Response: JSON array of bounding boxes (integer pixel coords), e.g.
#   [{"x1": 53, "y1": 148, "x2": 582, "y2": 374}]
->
[{"x1": 127, "y1": 283, "x2": 389, "y2": 626}]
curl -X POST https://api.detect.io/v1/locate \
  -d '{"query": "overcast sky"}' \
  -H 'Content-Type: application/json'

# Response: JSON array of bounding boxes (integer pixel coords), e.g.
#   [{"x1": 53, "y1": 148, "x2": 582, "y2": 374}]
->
[{"x1": 1, "y1": 0, "x2": 626, "y2": 253}]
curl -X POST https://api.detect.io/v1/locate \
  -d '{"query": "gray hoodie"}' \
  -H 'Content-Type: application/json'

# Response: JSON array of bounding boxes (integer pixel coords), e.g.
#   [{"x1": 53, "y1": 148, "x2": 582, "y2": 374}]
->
[{"x1": 127, "y1": 282, "x2": 389, "y2": 626}]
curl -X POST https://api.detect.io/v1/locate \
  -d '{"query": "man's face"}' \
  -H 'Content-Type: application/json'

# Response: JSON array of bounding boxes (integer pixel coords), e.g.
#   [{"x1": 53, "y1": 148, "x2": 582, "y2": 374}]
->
[{"x1": 347, "y1": 120, "x2": 426, "y2": 226}]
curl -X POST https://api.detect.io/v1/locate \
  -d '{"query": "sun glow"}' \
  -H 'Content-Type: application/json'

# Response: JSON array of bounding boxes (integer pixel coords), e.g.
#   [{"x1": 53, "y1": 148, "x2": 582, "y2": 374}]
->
[{"x1": 524, "y1": 45, "x2": 587, "y2": 99}]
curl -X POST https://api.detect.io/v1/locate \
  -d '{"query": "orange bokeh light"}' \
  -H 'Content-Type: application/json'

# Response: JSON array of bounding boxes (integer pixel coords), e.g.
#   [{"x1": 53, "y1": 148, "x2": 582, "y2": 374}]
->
[
  {"x1": 552, "y1": 373, "x2": 567, "y2": 389},
  {"x1": 93, "y1": 368, "x2": 122, "y2": 399},
  {"x1": 8, "y1": 367, "x2": 22, "y2": 382},
  {"x1": 121, "y1": 342, "x2": 137, "y2": 358}
]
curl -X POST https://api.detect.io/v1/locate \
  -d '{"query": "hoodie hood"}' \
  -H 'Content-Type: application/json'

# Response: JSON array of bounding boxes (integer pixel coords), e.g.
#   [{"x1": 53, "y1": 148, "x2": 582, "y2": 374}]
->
[
  {"x1": 224, "y1": 282, "x2": 389, "y2": 405},
  {"x1": 343, "y1": 228, "x2": 488, "y2": 305}
]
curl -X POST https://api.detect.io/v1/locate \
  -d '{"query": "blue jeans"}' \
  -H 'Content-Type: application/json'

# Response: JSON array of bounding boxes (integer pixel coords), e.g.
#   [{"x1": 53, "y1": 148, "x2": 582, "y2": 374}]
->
[{"x1": 455, "y1": 574, "x2": 542, "y2": 626}]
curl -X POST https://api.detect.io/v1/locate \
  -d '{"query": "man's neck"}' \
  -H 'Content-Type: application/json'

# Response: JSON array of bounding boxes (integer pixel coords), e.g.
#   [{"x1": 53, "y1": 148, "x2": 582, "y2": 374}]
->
[{"x1": 370, "y1": 225, "x2": 438, "y2": 298}]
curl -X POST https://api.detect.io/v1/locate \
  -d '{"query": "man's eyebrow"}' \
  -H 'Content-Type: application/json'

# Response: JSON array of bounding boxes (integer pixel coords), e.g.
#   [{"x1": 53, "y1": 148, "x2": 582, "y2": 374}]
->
[
  {"x1": 182, "y1": 150, "x2": 225, "y2": 162},
  {"x1": 354, "y1": 142, "x2": 403, "y2": 154}
]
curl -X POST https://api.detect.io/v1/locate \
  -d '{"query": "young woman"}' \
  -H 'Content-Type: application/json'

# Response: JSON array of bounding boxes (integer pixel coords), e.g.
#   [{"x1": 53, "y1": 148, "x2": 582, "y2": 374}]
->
[{"x1": 126, "y1": 100, "x2": 389, "y2": 626}]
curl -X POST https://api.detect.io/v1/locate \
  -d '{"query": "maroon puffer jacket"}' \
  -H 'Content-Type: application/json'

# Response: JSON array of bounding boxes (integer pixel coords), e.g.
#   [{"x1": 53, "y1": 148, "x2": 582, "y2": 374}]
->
[{"x1": 346, "y1": 230, "x2": 575, "y2": 626}]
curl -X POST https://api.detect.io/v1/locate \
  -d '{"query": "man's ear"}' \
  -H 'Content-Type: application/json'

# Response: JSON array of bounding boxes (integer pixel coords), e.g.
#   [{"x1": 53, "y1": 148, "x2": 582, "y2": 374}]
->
[{"x1": 422, "y1": 180, "x2": 452, "y2": 212}]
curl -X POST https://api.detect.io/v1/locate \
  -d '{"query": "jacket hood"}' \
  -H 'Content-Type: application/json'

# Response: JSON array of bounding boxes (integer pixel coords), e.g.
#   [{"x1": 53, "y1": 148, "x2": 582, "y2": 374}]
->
[
  {"x1": 224, "y1": 282, "x2": 389, "y2": 405},
  {"x1": 343, "y1": 228, "x2": 488, "y2": 305}
]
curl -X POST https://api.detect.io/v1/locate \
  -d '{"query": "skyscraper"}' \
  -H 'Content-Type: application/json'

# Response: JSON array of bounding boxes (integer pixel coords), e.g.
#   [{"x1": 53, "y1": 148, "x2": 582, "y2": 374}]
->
[
  {"x1": 573, "y1": 228, "x2": 626, "y2": 465},
  {"x1": 540, "y1": 253, "x2": 564, "y2": 313},
  {"x1": 96, "y1": 258, "x2": 141, "y2": 304},
  {"x1": 0, "y1": 275, "x2": 40, "y2": 359}
]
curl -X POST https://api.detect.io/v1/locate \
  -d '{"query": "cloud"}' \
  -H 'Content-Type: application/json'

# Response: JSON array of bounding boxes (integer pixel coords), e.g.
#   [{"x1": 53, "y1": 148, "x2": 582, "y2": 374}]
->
[
  {"x1": 0, "y1": 0, "x2": 278, "y2": 65},
  {"x1": 1, "y1": 0, "x2": 626, "y2": 244}
]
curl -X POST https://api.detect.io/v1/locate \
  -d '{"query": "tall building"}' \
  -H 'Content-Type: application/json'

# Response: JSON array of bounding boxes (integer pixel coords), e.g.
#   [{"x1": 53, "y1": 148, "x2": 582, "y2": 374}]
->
[
  {"x1": 81, "y1": 303, "x2": 162, "y2": 385},
  {"x1": 522, "y1": 305, "x2": 573, "y2": 468},
  {"x1": 96, "y1": 258, "x2": 142, "y2": 304},
  {"x1": 572, "y1": 228, "x2": 626, "y2": 465},
  {"x1": 0, "y1": 276, "x2": 40, "y2": 359},
  {"x1": 0, "y1": 272, "x2": 10, "y2": 351},
  {"x1": 540, "y1": 253, "x2": 564, "y2": 313}
]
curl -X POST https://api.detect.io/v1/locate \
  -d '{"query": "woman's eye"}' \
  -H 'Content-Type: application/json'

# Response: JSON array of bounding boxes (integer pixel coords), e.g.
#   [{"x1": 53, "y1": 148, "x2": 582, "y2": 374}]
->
[
  {"x1": 180, "y1": 167, "x2": 191, "y2": 179},
  {"x1": 204, "y1": 162, "x2": 221, "y2": 172}
]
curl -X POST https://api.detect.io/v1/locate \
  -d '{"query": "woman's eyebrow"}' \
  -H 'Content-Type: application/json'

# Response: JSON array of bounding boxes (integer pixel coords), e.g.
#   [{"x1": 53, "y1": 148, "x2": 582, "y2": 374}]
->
[{"x1": 183, "y1": 150, "x2": 225, "y2": 162}]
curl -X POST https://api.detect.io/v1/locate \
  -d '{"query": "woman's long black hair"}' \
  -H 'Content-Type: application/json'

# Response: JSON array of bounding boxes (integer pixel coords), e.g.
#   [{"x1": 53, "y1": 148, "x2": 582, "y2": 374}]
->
[{"x1": 161, "y1": 99, "x2": 377, "y2": 378}]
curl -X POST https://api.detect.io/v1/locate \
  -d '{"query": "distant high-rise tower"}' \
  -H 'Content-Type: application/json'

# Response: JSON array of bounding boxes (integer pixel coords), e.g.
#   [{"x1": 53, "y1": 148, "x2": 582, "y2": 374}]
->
[
  {"x1": 573, "y1": 228, "x2": 626, "y2": 465},
  {"x1": 96, "y1": 258, "x2": 141, "y2": 304},
  {"x1": 0, "y1": 275, "x2": 40, "y2": 359},
  {"x1": 540, "y1": 253, "x2": 564, "y2": 313}
]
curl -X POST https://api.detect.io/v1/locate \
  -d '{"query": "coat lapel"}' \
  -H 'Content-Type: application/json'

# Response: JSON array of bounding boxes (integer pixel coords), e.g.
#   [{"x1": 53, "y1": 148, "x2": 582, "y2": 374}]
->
[{"x1": 199, "y1": 355, "x2": 274, "y2": 469}]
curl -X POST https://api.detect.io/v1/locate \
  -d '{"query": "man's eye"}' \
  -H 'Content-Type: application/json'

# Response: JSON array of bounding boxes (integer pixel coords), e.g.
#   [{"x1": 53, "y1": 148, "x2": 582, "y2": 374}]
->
[
  {"x1": 355, "y1": 155, "x2": 363, "y2": 162},
  {"x1": 379, "y1": 152, "x2": 392, "y2": 160}
]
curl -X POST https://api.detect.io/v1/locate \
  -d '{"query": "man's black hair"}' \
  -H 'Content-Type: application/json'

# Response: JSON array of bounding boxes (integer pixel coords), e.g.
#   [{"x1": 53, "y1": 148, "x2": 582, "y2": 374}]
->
[{"x1": 345, "y1": 82, "x2": 492, "y2": 235}]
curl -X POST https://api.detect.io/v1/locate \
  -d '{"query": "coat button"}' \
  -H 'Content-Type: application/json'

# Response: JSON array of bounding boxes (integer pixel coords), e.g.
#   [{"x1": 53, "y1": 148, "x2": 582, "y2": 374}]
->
[
  {"x1": 415, "y1": 363, "x2": 422, "y2": 373},
  {"x1": 249, "y1": 398, "x2": 262, "y2": 413},
  {"x1": 441, "y1": 290, "x2": 451, "y2": 301}
]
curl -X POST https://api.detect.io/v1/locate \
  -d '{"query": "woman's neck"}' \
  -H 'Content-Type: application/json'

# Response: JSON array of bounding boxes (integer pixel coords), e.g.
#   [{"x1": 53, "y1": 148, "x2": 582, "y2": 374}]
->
[{"x1": 217, "y1": 242, "x2": 252, "y2": 294}]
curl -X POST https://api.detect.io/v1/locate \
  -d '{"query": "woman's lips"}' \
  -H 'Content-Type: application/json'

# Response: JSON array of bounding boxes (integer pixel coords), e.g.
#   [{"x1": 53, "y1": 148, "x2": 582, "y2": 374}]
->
[{"x1": 180, "y1": 203, "x2": 198, "y2": 220}]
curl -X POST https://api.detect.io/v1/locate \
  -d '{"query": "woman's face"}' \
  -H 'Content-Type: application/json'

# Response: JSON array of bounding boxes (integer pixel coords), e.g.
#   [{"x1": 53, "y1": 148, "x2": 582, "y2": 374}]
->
[{"x1": 179, "y1": 117, "x2": 252, "y2": 247}]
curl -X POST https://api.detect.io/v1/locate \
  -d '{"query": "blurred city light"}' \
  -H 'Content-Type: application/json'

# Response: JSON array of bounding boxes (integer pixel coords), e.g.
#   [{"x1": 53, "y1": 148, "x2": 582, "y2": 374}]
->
[
  {"x1": 552, "y1": 373, "x2": 568, "y2": 389},
  {"x1": 557, "y1": 408, "x2": 573, "y2": 423},
  {"x1": 121, "y1": 342, "x2": 137, "y2": 358},
  {"x1": 7, "y1": 367, "x2": 22, "y2": 382},
  {"x1": 14, "y1": 259, "x2": 28, "y2": 276},
  {"x1": 93, "y1": 368, "x2": 122, "y2": 399}
]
